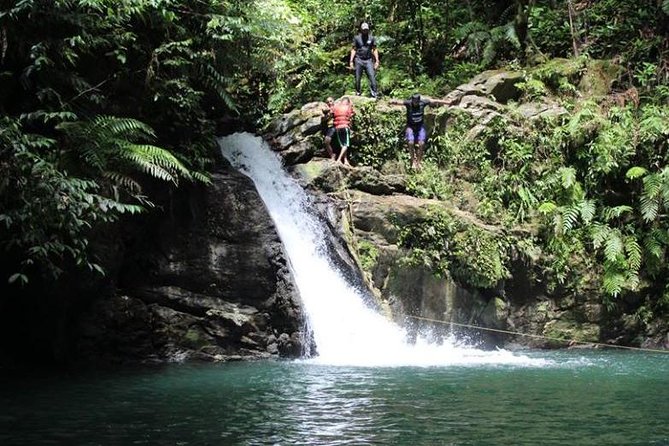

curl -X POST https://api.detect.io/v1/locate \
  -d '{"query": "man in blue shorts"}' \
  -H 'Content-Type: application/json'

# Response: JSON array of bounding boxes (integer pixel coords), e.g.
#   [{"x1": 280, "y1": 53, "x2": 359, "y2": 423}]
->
[{"x1": 391, "y1": 93, "x2": 449, "y2": 170}]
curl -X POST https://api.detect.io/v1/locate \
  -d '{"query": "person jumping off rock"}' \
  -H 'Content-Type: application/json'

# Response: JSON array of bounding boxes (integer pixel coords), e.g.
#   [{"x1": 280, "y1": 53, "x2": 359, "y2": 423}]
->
[
  {"x1": 390, "y1": 93, "x2": 449, "y2": 170},
  {"x1": 332, "y1": 97, "x2": 355, "y2": 166}
]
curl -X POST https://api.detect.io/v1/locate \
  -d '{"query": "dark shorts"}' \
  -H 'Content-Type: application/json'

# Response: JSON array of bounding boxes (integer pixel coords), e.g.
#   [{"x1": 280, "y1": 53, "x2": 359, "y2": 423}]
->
[
  {"x1": 335, "y1": 127, "x2": 350, "y2": 147},
  {"x1": 323, "y1": 126, "x2": 336, "y2": 139},
  {"x1": 406, "y1": 125, "x2": 426, "y2": 143}
]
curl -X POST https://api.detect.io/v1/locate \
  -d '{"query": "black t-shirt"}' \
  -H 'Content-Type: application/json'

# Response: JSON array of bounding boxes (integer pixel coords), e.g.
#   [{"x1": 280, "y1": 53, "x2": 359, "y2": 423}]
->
[
  {"x1": 403, "y1": 99, "x2": 432, "y2": 126},
  {"x1": 353, "y1": 34, "x2": 376, "y2": 60}
]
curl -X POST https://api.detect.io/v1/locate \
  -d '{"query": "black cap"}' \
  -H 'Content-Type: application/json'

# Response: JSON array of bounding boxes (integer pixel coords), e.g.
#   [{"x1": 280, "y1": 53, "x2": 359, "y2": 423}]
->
[{"x1": 411, "y1": 93, "x2": 421, "y2": 101}]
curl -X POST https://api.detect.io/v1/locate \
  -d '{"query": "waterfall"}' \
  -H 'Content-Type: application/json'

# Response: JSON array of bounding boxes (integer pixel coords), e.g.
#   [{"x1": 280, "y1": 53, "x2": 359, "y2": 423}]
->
[{"x1": 219, "y1": 133, "x2": 545, "y2": 367}]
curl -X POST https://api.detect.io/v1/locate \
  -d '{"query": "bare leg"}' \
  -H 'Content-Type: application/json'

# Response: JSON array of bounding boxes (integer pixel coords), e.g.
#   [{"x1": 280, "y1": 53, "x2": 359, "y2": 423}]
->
[
  {"x1": 416, "y1": 142, "x2": 425, "y2": 170},
  {"x1": 409, "y1": 144, "x2": 417, "y2": 169},
  {"x1": 324, "y1": 136, "x2": 335, "y2": 159},
  {"x1": 337, "y1": 145, "x2": 348, "y2": 163}
]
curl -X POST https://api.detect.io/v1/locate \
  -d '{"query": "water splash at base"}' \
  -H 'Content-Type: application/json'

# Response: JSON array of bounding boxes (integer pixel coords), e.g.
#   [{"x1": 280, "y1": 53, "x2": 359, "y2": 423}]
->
[{"x1": 219, "y1": 133, "x2": 548, "y2": 367}]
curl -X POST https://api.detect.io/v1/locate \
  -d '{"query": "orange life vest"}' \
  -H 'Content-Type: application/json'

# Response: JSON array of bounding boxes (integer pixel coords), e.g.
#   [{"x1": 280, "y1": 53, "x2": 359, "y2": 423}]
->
[{"x1": 332, "y1": 102, "x2": 353, "y2": 129}]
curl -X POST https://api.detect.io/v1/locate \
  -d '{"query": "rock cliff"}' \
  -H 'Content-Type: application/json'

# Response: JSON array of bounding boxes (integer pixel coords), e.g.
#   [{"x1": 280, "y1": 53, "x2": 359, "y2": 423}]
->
[
  {"x1": 263, "y1": 68, "x2": 668, "y2": 351},
  {"x1": 75, "y1": 165, "x2": 308, "y2": 363}
]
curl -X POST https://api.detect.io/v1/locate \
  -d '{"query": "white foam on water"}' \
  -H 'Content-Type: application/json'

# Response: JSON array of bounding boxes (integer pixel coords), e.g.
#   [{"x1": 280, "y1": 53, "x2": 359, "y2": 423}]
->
[{"x1": 219, "y1": 133, "x2": 549, "y2": 368}]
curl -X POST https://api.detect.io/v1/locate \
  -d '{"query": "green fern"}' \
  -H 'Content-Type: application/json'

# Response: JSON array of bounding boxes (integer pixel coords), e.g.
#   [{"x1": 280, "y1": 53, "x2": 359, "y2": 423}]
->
[
  {"x1": 603, "y1": 205, "x2": 633, "y2": 221},
  {"x1": 603, "y1": 230, "x2": 624, "y2": 262},
  {"x1": 538, "y1": 202, "x2": 558, "y2": 215},
  {"x1": 559, "y1": 166, "x2": 577, "y2": 189},
  {"x1": 602, "y1": 269, "x2": 625, "y2": 297},
  {"x1": 196, "y1": 62, "x2": 238, "y2": 113},
  {"x1": 579, "y1": 199, "x2": 596, "y2": 224},
  {"x1": 625, "y1": 166, "x2": 648, "y2": 180},
  {"x1": 103, "y1": 172, "x2": 141, "y2": 194},
  {"x1": 119, "y1": 144, "x2": 191, "y2": 185},
  {"x1": 640, "y1": 167, "x2": 669, "y2": 222},
  {"x1": 58, "y1": 115, "x2": 200, "y2": 197},
  {"x1": 643, "y1": 229, "x2": 668, "y2": 260},
  {"x1": 624, "y1": 235, "x2": 642, "y2": 271},
  {"x1": 561, "y1": 204, "x2": 581, "y2": 234},
  {"x1": 590, "y1": 223, "x2": 609, "y2": 249}
]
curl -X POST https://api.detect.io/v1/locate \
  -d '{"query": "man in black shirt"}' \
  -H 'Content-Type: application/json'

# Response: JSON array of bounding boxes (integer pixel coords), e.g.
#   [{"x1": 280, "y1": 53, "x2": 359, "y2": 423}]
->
[
  {"x1": 390, "y1": 93, "x2": 449, "y2": 170},
  {"x1": 349, "y1": 22, "x2": 379, "y2": 98}
]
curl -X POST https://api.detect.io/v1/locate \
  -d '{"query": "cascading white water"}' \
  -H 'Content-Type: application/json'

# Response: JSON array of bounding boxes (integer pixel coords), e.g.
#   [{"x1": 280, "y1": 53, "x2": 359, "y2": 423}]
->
[{"x1": 219, "y1": 133, "x2": 547, "y2": 367}]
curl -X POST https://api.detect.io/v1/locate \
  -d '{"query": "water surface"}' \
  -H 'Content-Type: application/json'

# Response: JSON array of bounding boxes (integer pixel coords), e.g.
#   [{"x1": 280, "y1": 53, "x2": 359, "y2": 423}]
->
[{"x1": 2, "y1": 351, "x2": 667, "y2": 445}]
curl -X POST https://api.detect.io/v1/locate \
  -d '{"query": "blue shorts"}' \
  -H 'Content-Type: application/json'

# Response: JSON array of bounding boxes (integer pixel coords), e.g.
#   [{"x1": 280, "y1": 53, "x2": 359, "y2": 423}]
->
[
  {"x1": 405, "y1": 125, "x2": 426, "y2": 143},
  {"x1": 323, "y1": 126, "x2": 336, "y2": 139}
]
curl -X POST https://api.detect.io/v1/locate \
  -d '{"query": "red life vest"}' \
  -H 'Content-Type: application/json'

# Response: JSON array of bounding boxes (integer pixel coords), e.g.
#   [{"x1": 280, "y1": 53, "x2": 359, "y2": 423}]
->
[{"x1": 333, "y1": 102, "x2": 353, "y2": 128}]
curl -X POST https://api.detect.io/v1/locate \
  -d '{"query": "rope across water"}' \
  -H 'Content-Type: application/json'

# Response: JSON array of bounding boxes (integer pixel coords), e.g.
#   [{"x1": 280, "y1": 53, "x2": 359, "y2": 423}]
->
[{"x1": 408, "y1": 315, "x2": 669, "y2": 354}]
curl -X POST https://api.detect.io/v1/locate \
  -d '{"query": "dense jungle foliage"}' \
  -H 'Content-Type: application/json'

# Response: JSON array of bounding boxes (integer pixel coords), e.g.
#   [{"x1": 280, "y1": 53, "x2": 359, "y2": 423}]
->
[{"x1": 1, "y1": 0, "x2": 668, "y2": 323}]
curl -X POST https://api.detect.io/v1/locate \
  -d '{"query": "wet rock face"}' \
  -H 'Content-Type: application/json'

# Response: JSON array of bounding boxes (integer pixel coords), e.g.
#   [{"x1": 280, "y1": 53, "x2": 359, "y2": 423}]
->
[{"x1": 78, "y1": 167, "x2": 308, "y2": 363}]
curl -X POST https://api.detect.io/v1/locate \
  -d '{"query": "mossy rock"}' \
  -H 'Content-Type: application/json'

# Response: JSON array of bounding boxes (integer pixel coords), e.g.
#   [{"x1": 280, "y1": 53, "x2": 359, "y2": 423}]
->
[
  {"x1": 543, "y1": 319, "x2": 600, "y2": 347},
  {"x1": 579, "y1": 59, "x2": 623, "y2": 97},
  {"x1": 183, "y1": 326, "x2": 210, "y2": 349},
  {"x1": 292, "y1": 159, "x2": 346, "y2": 192}
]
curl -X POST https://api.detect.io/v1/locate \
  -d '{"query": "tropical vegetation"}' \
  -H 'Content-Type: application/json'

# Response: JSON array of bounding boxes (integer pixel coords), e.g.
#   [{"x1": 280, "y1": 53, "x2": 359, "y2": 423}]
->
[{"x1": 1, "y1": 0, "x2": 668, "y2": 325}]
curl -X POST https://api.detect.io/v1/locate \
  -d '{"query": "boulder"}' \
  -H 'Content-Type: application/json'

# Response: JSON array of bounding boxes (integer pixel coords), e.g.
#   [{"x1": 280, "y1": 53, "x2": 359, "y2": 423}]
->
[
  {"x1": 266, "y1": 101, "x2": 324, "y2": 137},
  {"x1": 516, "y1": 102, "x2": 568, "y2": 120},
  {"x1": 449, "y1": 70, "x2": 523, "y2": 104},
  {"x1": 280, "y1": 137, "x2": 317, "y2": 166}
]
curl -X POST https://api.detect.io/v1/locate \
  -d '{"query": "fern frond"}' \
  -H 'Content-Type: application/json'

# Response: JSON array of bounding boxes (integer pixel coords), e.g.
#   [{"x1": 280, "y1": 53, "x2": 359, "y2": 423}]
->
[
  {"x1": 482, "y1": 40, "x2": 497, "y2": 65},
  {"x1": 104, "y1": 171, "x2": 142, "y2": 193},
  {"x1": 92, "y1": 116, "x2": 156, "y2": 141},
  {"x1": 126, "y1": 156, "x2": 176, "y2": 183},
  {"x1": 603, "y1": 205, "x2": 633, "y2": 221},
  {"x1": 197, "y1": 62, "x2": 238, "y2": 113},
  {"x1": 590, "y1": 223, "x2": 609, "y2": 249},
  {"x1": 624, "y1": 235, "x2": 642, "y2": 271},
  {"x1": 644, "y1": 230, "x2": 666, "y2": 259},
  {"x1": 625, "y1": 166, "x2": 648, "y2": 180},
  {"x1": 189, "y1": 170, "x2": 211, "y2": 184},
  {"x1": 643, "y1": 173, "x2": 662, "y2": 197},
  {"x1": 604, "y1": 230, "x2": 624, "y2": 262},
  {"x1": 121, "y1": 144, "x2": 191, "y2": 179},
  {"x1": 538, "y1": 202, "x2": 558, "y2": 215},
  {"x1": 579, "y1": 199, "x2": 596, "y2": 224},
  {"x1": 454, "y1": 21, "x2": 488, "y2": 41},
  {"x1": 640, "y1": 193, "x2": 659, "y2": 222},
  {"x1": 79, "y1": 142, "x2": 107, "y2": 170},
  {"x1": 562, "y1": 204, "x2": 580, "y2": 233},
  {"x1": 624, "y1": 271, "x2": 640, "y2": 292},
  {"x1": 603, "y1": 270, "x2": 625, "y2": 296},
  {"x1": 559, "y1": 167, "x2": 577, "y2": 190},
  {"x1": 504, "y1": 23, "x2": 521, "y2": 49}
]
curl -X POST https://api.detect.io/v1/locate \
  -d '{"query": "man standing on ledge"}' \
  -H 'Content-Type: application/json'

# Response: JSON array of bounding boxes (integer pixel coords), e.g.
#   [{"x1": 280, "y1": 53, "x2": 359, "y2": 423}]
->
[{"x1": 349, "y1": 22, "x2": 379, "y2": 98}]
